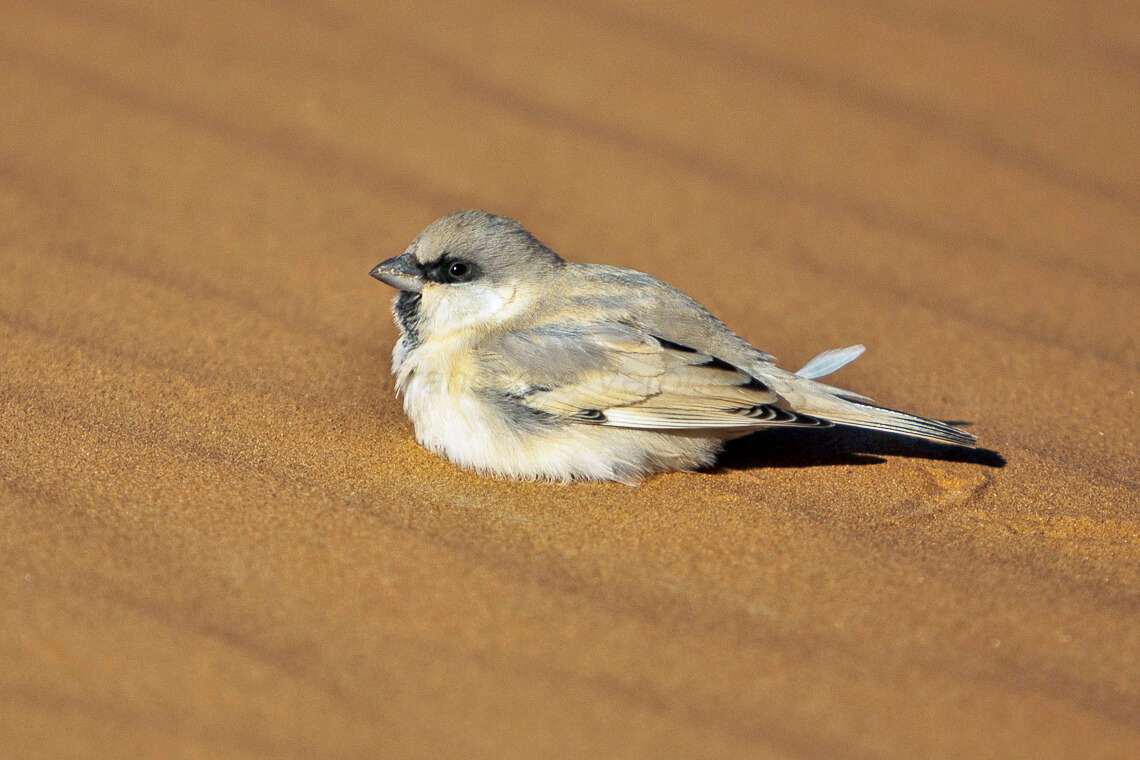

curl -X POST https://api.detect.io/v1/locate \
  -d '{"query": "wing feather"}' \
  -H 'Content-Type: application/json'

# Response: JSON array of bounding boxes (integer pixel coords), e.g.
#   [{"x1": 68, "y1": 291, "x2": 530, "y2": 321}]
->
[{"x1": 476, "y1": 323, "x2": 828, "y2": 432}]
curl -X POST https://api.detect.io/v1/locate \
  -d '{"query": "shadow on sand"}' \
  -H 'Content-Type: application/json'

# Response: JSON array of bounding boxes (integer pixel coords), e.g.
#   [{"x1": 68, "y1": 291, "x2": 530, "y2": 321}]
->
[{"x1": 717, "y1": 424, "x2": 1006, "y2": 471}]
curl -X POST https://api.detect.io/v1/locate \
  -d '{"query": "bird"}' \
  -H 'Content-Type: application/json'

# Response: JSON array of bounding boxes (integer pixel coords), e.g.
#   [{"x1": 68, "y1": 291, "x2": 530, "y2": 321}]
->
[{"x1": 370, "y1": 210, "x2": 976, "y2": 484}]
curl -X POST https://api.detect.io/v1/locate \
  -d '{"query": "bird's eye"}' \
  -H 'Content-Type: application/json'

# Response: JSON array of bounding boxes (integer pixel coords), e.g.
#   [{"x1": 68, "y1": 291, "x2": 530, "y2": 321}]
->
[{"x1": 445, "y1": 261, "x2": 473, "y2": 282}]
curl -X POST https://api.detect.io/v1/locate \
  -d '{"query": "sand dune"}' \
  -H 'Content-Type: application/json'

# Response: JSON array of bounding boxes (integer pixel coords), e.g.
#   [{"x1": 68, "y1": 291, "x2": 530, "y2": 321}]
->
[{"x1": 1, "y1": 1, "x2": 1138, "y2": 757}]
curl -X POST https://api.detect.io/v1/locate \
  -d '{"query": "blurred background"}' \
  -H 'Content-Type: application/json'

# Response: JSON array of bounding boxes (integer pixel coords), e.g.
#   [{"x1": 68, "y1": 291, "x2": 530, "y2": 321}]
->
[{"x1": 2, "y1": 1, "x2": 1138, "y2": 758}]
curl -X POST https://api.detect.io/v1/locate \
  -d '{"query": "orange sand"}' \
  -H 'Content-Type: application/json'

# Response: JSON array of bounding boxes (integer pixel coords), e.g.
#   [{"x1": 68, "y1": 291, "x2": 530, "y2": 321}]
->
[{"x1": 1, "y1": 1, "x2": 1138, "y2": 757}]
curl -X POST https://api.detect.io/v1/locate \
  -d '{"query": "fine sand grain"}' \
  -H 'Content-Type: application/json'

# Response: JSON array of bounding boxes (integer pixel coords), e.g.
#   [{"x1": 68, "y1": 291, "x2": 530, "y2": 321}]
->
[{"x1": 1, "y1": 1, "x2": 1138, "y2": 758}]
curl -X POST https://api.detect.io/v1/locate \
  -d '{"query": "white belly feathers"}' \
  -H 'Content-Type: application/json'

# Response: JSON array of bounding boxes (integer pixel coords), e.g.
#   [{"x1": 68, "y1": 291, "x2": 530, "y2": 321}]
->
[{"x1": 392, "y1": 334, "x2": 721, "y2": 484}]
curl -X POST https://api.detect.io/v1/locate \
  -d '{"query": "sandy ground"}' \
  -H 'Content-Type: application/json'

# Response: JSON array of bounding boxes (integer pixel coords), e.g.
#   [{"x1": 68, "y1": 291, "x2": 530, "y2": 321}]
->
[{"x1": 2, "y1": 1, "x2": 1138, "y2": 757}]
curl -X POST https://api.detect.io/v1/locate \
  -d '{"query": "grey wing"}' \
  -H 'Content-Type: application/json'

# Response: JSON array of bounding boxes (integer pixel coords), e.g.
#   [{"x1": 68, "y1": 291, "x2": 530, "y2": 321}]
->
[
  {"x1": 475, "y1": 322, "x2": 830, "y2": 431},
  {"x1": 563, "y1": 264, "x2": 777, "y2": 366}
]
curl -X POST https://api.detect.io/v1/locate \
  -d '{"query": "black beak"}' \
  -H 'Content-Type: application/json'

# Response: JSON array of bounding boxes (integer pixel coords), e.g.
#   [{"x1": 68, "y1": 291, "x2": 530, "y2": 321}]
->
[{"x1": 370, "y1": 252, "x2": 424, "y2": 292}]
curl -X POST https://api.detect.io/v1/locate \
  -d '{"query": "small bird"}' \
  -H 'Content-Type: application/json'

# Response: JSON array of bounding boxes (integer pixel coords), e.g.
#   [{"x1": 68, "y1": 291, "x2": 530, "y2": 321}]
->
[{"x1": 370, "y1": 210, "x2": 975, "y2": 484}]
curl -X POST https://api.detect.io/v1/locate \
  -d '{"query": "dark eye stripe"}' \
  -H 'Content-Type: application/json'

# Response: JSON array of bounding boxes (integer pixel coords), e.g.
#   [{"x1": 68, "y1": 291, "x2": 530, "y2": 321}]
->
[{"x1": 423, "y1": 255, "x2": 479, "y2": 284}]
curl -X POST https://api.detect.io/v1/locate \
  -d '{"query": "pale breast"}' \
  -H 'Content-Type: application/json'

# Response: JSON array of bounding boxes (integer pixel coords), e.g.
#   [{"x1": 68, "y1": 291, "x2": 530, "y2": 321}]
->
[
  {"x1": 391, "y1": 333, "x2": 722, "y2": 483},
  {"x1": 396, "y1": 336, "x2": 508, "y2": 461}
]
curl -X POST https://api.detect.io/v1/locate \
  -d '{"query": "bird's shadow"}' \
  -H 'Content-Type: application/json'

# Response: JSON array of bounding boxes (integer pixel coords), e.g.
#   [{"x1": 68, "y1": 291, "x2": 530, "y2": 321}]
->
[{"x1": 716, "y1": 425, "x2": 1006, "y2": 471}]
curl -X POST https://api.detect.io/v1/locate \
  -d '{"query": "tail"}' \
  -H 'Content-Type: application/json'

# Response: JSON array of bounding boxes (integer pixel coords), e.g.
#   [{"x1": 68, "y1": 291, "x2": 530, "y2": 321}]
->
[
  {"x1": 792, "y1": 344, "x2": 976, "y2": 447},
  {"x1": 819, "y1": 398, "x2": 977, "y2": 447}
]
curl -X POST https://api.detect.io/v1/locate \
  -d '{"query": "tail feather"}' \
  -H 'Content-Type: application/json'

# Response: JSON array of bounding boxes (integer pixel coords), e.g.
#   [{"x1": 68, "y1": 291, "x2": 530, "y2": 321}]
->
[
  {"x1": 778, "y1": 344, "x2": 976, "y2": 447},
  {"x1": 794, "y1": 344, "x2": 873, "y2": 401},
  {"x1": 796, "y1": 344, "x2": 865, "y2": 379},
  {"x1": 821, "y1": 398, "x2": 977, "y2": 447}
]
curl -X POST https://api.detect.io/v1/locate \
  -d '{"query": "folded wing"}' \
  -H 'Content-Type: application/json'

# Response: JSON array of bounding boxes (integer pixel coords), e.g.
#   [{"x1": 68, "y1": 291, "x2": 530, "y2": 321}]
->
[{"x1": 476, "y1": 323, "x2": 829, "y2": 431}]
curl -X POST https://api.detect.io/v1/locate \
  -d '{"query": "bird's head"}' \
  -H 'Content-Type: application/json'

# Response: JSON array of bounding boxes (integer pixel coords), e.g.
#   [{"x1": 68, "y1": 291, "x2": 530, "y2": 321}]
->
[{"x1": 371, "y1": 210, "x2": 563, "y2": 338}]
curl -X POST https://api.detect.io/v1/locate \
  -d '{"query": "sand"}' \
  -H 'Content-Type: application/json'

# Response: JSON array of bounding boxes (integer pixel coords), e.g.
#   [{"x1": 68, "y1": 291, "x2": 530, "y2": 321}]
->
[{"x1": 1, "y1": 0, "x2": 1138, "y2": 757}]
